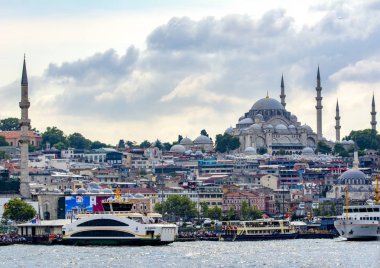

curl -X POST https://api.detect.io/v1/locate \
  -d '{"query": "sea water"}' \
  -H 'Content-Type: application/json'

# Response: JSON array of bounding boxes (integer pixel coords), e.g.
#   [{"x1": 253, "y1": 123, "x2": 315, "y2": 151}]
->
[{"x1": 0, "y1": 239, "x2": 379, "y2": 267}]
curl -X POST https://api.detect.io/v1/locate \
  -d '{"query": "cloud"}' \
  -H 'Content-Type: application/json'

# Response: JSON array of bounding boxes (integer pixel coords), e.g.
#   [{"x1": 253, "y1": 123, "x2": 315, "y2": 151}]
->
[{"x1": 1, "y1": 3, "x2": 380, "y2": 144}]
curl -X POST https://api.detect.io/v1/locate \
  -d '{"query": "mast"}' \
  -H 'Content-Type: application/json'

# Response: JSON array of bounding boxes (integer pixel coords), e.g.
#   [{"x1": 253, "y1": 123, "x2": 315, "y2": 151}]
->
[{"x1": 345, "y1": 183, "x2": 349, "y2": 221}]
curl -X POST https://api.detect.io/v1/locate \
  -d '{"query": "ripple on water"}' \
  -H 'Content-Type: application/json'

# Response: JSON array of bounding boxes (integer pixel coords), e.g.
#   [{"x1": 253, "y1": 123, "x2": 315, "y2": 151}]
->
[{"x1": 0, "y1": 240, "x2": 379, "y2": 268}]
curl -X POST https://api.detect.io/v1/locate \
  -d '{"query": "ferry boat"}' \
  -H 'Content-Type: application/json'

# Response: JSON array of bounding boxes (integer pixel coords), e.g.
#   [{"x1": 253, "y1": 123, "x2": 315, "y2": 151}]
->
[
  {"x1": 219, "y1": 219, "x2": 298, "y2": 241},
  {"x1": 334, "y1": 176, "x2": 380, "y2": 240},
  {"x1": 62, "y1": 188, "x2": 178, "y2": 245}
]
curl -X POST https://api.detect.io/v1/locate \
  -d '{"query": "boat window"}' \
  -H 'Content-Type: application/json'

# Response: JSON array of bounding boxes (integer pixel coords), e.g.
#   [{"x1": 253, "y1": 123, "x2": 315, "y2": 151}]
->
[
  {"x1": 359, "y1": 208, "x2": 367, "y2": 213},
  {"x1": 348, "y1": 208, "x2": 354, "y2": 213},
  {"x1": 367, "y1": 208, "x2": 374, "y2": 212},
  {"x1": 72, "y1": 230, "x2": 134, "y2": 237},
  {"x1": 353, "y1": 208, "x2": 359, "y2": 213},
  {"x1": 78, "y1": 219, "x2": 129, "y2": 227},
  {"x1": 373, "y1": 208, "x2": 379, "y2": 212}
]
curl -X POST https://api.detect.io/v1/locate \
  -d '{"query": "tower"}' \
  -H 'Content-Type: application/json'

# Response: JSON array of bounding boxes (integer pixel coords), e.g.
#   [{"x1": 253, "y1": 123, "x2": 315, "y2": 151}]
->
[
  {"x1": 353, "y1": 143, "x2": 359, "y2": 169},
  {"x1": 280, "y1": 74, "x2": 286, "y2": 108},
  {"x1": 315, "y1": 66, "x2": 323, "y2": 141},
  {"x1": 371, "y1": 93, "x2": 377, "y2": 131},
  {"x1": 335, "y1": 100, "x2": 341, "y2": 141},
  {"x1": 19, "y1": 56, "x2": 31, "y2": 199}
]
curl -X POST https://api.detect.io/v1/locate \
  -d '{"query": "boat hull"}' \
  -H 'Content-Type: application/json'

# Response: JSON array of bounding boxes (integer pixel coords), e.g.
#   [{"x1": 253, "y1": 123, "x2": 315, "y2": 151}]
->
[
  {"x1": 220, "y1": 233, "x2": 336, "y2": 241},
  {"x1": 59, "y1": 238, "x2": 173, "y2": 246},
  {"x1": 334, "y1": 221, "x2": 380, "y2": 241}
]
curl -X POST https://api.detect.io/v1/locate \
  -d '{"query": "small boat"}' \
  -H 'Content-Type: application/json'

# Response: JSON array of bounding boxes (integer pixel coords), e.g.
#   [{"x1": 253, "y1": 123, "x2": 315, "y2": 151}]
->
[{"x1": 61, "y1": 188, "x2": 178, "y2": 245}]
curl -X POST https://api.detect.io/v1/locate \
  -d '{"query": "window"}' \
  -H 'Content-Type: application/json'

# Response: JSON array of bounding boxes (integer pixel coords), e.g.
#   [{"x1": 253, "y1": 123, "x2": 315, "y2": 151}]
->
[
  {"x1": 78, "y1": 219, "x2": 129, "y2": 227},
  {"x1": 72, "y1": 230, "x2": 134, "y2": 237}
]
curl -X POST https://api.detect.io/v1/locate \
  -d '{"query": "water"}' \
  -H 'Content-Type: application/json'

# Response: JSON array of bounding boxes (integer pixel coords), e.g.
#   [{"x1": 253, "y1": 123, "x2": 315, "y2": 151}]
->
[{"x1": 0, "y1": 240, "x2": 379, "y2": 268}]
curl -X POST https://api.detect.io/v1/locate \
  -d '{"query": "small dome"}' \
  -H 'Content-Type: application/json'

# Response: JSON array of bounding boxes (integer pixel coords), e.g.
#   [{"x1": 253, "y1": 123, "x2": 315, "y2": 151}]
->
[
  {"x1": 288, "y1": 124, "x2": 295, "y2": 129},
  {"x1": 248, "y1": 124, "x2": 261, "y2": 131},
  {"x1": 134, "y1": 193, "x2": 145, "y2": 199},
  {"x1": 225, "y1": 127, "x2": 234, "y2": 135},
  {"x1": 88, "y1": 182, "x2": 100, "y2": 189},
  {"x1": 76, "y1": 188, "x2": 87, "y2": 194},
  {"x1": 275, "y1": 124, "x2": 288, "y2": 131},
  {"x1": 302, "y1": 124, "x2": 312, "y2": 131},
  {"x1": 184, "y1": 150, "x2": 192, "y2": 155},
  {"x1": 194, "y1": 135, "x2": 212, "y2": 144},
  {"x1": 64, "y1": 189, "x2": 74, "y2": 195},
  {"x1": 102, "y1": 189, "x2": 114, "y2": 194},
  {"x1": 170, "y1": 144, "x2": 186, "y2": 153},
  {"x1": 254, "y1": 114, "x2": 264, "y2": 122},
  {"x1": 251, "y1": 97, "x2": 285, "y2": 111},
  {"x1": 238, "y1": 118, "x2": 254, "y2": 125},
  {"x1": 90, "y1": 189, "x2": 100, "y2": 193},
  {"x1": 180, "y1": 137, "x2": 193, "y2": 145},
  {"x1": 302, "y1": 147, "x2": 314, "y2": 155},
  {"x1": 195, "y1": 150, "x2": 203, "y2": 155},
  {"x1": 264, "y1": 124, "x2": 274, "y2": 129},
  {"x1": 53, "y1": 188, "x2": 61, "y2": 193},
  {"x1": 244, "y1": 147, "x2": 257, "y2": 155},
  {"x1": 290, "y1": 115, "x2": 298, "y2": 122}
]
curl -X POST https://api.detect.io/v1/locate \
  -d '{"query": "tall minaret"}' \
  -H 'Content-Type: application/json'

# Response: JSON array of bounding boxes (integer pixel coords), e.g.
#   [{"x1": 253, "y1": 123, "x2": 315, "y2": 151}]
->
[
  {"x1": 315, "y1": 66, "x2": 323, "y2": 141},
  {"x1": 19, "y1": 56, "x2": 31, "y2": 199},
  {"x1": 280, "y1": 74, "x2": 286, "y2": 108},
  {"x1": 335, "y1": 100, "x2": 341, "y2": 141},
  {"x1": 371, "y1": 93, "x2": 377, "y2": 131},
  {"x1": 353, "y1": 143, "x2": 359, "y2": 169}
]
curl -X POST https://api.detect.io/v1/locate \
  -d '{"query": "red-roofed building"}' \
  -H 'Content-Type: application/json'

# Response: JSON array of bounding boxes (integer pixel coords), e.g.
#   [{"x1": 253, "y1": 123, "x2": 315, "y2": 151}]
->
[
  {"x1": 0, "y1": 130, "x2": 41, "y2": 148},
  {"x1": 223, "y1": 191, "x2": 266, "y2": 213}
]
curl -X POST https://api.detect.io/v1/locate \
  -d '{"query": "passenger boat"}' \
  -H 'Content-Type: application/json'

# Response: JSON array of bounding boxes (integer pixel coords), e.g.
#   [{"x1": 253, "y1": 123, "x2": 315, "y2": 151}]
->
[
  {"x1": 219, "y1": 219, "x2": 298, "y2": 241},
  {"x1": 334, "y1": 177, "x2": 380, "y2": 240},
  {"x1": 62, "y1": 188, "x2": 178, "y2": 245}
]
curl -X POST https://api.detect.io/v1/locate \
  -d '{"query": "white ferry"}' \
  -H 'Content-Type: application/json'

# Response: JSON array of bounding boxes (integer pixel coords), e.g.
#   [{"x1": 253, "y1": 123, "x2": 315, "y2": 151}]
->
[
  {"x1": 334, "y1": 204, "x2": 380, "y2": 240},
  {"x1": 62, "y1": 189, "x2": 177, "y2": 245}
]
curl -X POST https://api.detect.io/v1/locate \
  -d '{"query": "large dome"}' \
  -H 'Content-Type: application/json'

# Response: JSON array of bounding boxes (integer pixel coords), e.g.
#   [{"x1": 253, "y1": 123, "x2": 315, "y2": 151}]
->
[
  {"x1": 180, "y1": 137, "x2": 193, "y2": 145},
  {"x1": 170, "y1": 144, "x2": 186, "y2": 153},
  {"x1": 338, "y1": 169, "x2": 371, "y2": 185},
  {"x1": 251, "y1": 97, "x2": 285, "y2": 111}
]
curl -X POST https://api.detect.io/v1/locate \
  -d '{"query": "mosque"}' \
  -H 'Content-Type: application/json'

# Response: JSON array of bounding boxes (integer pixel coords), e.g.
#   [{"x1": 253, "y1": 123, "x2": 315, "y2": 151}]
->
[{"x1": 225, "y1": 67, "x2": 377, "y2": 155}]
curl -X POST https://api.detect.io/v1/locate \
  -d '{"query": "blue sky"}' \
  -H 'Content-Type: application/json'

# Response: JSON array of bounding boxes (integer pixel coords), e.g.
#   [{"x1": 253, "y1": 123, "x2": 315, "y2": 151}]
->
[{"x1": 0, "y1": 0, "x2": 379, "y2": 145}]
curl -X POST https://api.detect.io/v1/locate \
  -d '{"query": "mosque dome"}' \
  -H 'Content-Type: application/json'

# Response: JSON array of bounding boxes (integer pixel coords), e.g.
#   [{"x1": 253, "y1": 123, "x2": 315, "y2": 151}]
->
[
  {"x1": 254, "y1": 114, "x2": 264, "y2": 122},
  {"x1": 288, "y1": 124, "x2": 296, "y2": 133},
  {"x1": 302, "y1": 147, "x2": 315, "y2": 155},
  {"x1": 264, "y1": 124, "x2": 274, "y2": 129},
  {"x1": 251, "y1": 97, "x2": 285, "y2": 111},
  {"x1": 275, "y1": 124, "x2": 288, "y2": 131},
  {"x1": 194, "y1": 135, "x2": 213, "y2": 144},
  {"x1": 338, "y1": 169, "x2": 371, "y2": 185},
  {"x1": 248, "y1": 124, "x2": 261, "y2": 131},
  {"x1": 302, "y1": 124, "x2": 313, "y2": 132},
  {"x1": 170, "y1": 144, "x2": 186, "y2": 153},
  {"x1": 180, "y1": 137, "x2": 193, "y2": 145},
  {"x1": 225, "y1": 127, "x2": 234, "y2": 135},
  {"x1": 238, "y1": 118, "x2": 254, "y2": 124},
  {"x1": 244, "y1": 147, "x2": 257, "y2": 155},
  {"x1": 76, "y1": 188, "x2": 87, "y2": 195},
  {"x1": 290, "y1": 115, "x2": 298, "y2": 122}
]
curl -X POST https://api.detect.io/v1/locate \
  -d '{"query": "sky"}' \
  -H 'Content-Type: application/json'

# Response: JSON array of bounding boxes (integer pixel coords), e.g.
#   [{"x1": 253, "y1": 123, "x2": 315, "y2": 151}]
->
[{"x1": 0, "y1": 0, "x2": 379, "y2": 145}]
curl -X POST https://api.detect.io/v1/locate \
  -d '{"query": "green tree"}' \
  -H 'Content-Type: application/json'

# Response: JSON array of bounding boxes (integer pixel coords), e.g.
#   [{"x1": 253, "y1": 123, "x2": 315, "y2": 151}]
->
[
  {"x1": 42, "y1": 126, "x2": 67, "y2": 148},
  {"x1": 2, "y1": 198, "x2": 36, "y2": 223},
  {"x1": 53, "y1": 142, "x2": 66, "y2": 150},
  {"x1": 215, "y1": 133, "x2": 240, "y2": 153},
  {"x1": 178, "y1": 135, "x2": 183, "y2": 143},
  {"x1": 0, "y1": 117, "x2": 20, "y2": 131},
  {"x1": 200, "y1": 202, "x2": 209, "y2": 219},
  {"x1": 117, "y1": 139, "x2": 125, "y2": 148},
  {"x1": 226, "y1": 206, "x2": 237, "y2": 220},
  {"x1": 139, "y1": 140, "x2": 151, "y2": 149},
  {"x1": 240, "y1": 201, "x2": 250, "y2": 220},
  {"x1": 201, "y1": 129, "x2": 209, "y2": 137},
  {"x1": 344, "y1": 129, "x2": 379, "y2": 151},
  {"x1": 249, "y1": 206, "x2": 262, "y2": 220},
  {"x1": 154, "y1": 195, "x2": 197, "y2": 221},
  {"x1": 154, "y1": 139, "x2": 163, "y2": 150},
  {"x1": 126, "y1": 140, "x2": 136, "y2": 148},
  {"x1": 257, "y1": 147, "x2": 267, "y2": 155},
  {"x1": 316, "y1": 141, "x2": 332, "y2": 154},
  {"x1": 67, "y1": 132, "x2": 91, "y2": 149},
  {"x1": 162, "y1": 142, "x2": 172, "y2": 151},
  {"x1": 0, "y1": 136, "x2": 9, "y2": 146},
  {"x1": 91, "y1": 141, "x2": 107, "y2": 149},
  {"x1": 334, "y1": 143, "x2": 348, "y2": 157},
  {"x1": 208, "y1": 206, "x2": 222, "y2": 220}
]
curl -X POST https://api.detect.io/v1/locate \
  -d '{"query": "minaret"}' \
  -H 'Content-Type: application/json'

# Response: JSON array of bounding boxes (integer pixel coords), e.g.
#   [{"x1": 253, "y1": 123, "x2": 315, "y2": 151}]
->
[
  {"x1": 335, "y1": 100, "x2": 341, "y2": 141},
  {"x1": 353, "y1": 143, "x2": 359, "y2": 169},
  {"x1": 315, "y1": 66, "x2": 323, "y2": 141},
  {"x1": 371, "y1": 93, "x2": 377, "y2": 131},
  {"x1": 280, "y1": 74, "x2": 286, "y2": 108},
  {"x1": 19, "y1": 56, "x2": 31, "y2": 199}
]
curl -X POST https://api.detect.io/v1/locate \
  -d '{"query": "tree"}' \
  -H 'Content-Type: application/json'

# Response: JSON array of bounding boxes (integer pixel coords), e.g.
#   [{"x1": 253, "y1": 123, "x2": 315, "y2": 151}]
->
[
  {"x1": 117, "y1": 139, "x2": 126, "y2": 148},
  {"x1": 249, "y1": 206, "x2": 262, "y2": 220},
  {"x1": 154, "y1": 139, "x2": 163, "y2": 150},
  {"x1": 200, "y1": 202, "x2": 209, "y2": 219},
  {"x1": 0, "y1": 136, "x2": 9, "y2": 146},
  {"x1": 67, "y1": 132, "x2": 91, "y2": 149},
  {"x1": 344, "y1": 129, "x2": 380, "y2": 151},
  {"x1": 257, "y1": 147, "x2": 267, "y2": 155},
  {"x1": 0, "y1": 117, "x2": 20, "y2": 131},
  {"x1": 125, "y1": 140, "x2": 136, "y2": 148},
  {"x1": 91, "y1": 141, "x2": 107, "y2": 149},
  {"x1": 240, "y1": 201, "x2": 250, "y2": 220},
  {"x1": 200, "y1": 129, "x2": 209, "y2": 137},
  {"x1": 42, "y1": 126, "x2": 67, "y2": 148},
  {"x1": 178, "y1": 135, "x2": 183, "y2": 143},
  {"x1": 215, "y1": 133, "x2": 240, "y2": 153},
  {"x1": 316, "y1": 141, "x2": 332, "y2": 154},
  {"x1": 139, "y1": 140, "x2": 151, "y2": 149},
  {"x1": 162, "y1": 142, "x2": 172, "y2": 152},
  {"x1": 154, "y1": 195, "x2": 197, "y2": 221},
  {"x1": 226, "y1": 206, "x2": 237, "y2": 220},
  {"x1": 208, "y1": 206, "x2": 222, "y2": 220},
  {"x1": 2, "y1": 198, "x2": 36, "y2": 223},
  {"x1": 53, "y1": 142, "x2": 66, "y2": 150},
  {"x1": 334, "y1": 143, "x2": 349, "y2": 157}
]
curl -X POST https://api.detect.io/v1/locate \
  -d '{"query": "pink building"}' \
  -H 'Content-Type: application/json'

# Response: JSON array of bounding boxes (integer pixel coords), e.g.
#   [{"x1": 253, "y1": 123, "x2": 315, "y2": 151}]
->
[{"x1": 223, "y1": 191, "x2": 266, "y2": 213}]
